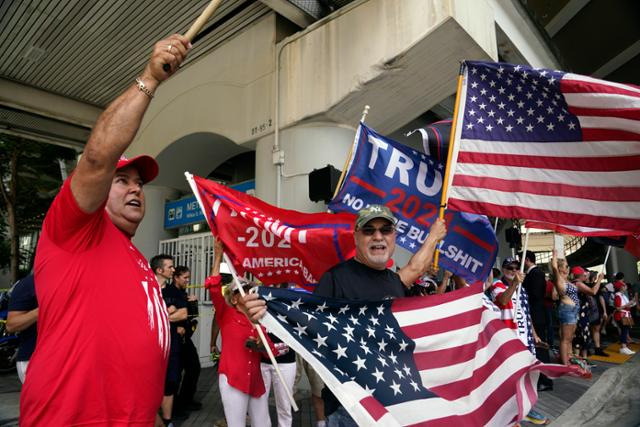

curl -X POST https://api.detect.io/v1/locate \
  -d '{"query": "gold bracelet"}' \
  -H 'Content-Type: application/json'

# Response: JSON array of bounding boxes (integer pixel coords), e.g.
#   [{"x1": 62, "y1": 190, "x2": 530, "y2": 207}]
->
[{"x1": 135, "y1": 77, "x2": 154, "y2": 99}]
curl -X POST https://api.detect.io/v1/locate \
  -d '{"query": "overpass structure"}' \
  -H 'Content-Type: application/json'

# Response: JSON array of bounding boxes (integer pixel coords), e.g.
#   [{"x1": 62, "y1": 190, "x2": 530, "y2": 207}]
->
[{"x1": 1, "y1": 0, "x2": 638, "y2": 321}]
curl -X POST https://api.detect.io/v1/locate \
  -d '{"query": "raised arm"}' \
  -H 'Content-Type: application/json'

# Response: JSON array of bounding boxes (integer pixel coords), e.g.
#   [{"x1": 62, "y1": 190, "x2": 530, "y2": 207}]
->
[
  {"x1": 398, "y1": 219, "x2": 447, "y2": 287},
  {"x1": 549, "y1": 249, "x2": 566, "y2": 296},
  {"x1": 576, "y1": 280, "x2": 599, "y2": 296},
  {"x1": 211, "y1": 237, "x2": 224, "y2": 277},
  {"x1": 206, "y1": 237, "x2": 226, "y2": 315},
  {"x1": 496, "y1": 271, "x2": 523, "y2": 307},
  {"x1": 70, "y1": 35, "x2": 190, "y2": 213}
]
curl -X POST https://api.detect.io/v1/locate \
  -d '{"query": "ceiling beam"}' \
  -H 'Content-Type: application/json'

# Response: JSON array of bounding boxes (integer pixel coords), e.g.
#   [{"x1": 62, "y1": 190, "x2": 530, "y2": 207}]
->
[
  {"x1": 592, "y1": 39, "x2": 640, "y2": 79},
  {"x1": 259, "y1": 0, "x2": 315, "y2": 27},
  {"x1": 0, "y1": 78, "x2": 102, "y2": 128},
  {"x1": 544, "y1": 0, "x2": 590, "y2": 37}
]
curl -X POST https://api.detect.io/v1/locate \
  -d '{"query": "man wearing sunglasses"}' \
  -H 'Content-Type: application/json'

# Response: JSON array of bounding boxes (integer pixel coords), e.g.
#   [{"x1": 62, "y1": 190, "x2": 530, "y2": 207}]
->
[
  {"x1": 305, "y1": 204, "x2": 446, "y2": 424},
  {"x1": 242, "y1": 204, "x2": 447, "y2": 425},
  {"x1": 314, "y1": 204, "x2": 447, "y2": 301},
  {"x1": 489, "y1": 257, "x2": 535, "y2": 352}
]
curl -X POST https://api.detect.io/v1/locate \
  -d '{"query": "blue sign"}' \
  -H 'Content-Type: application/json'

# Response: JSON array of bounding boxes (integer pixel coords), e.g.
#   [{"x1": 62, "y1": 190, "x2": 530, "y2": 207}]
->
[
  {"x1": 165, "y1": 180, "x2": 255, "y2": 229},
  {"x1": 329, "y1": 124, "x2": 497, "y2": 283},
  {"x1": 164, "y1": 196, "x2": 205, "y2": 229}
]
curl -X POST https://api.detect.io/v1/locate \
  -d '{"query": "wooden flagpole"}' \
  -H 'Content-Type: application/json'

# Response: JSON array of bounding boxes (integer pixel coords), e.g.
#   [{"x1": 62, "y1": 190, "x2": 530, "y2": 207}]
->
[
  {"x1": 330, "y1": 105, "x2": 370, "y2": 203},
  {"x1": 184, "y1": 172, "x2": 299, "y2": 412},
  {"x1": 163, "y1": 0, "x2": 223, "y2": 72},
  {"x1": 433, "y1": 64, "x2": 466, "y2": 269}
]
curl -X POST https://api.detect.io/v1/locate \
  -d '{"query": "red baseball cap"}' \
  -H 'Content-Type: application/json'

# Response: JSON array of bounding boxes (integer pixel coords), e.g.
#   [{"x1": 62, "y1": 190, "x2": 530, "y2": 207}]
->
[
  {"x1": 570, "y1": 266, "x2": 587, "y2": 277},
  {"x1": 116, "y1": 155, "x2": 158, "y2": 184},
  {"x1": 614, "y1": 281, "x2": 626, "y2": 291}
]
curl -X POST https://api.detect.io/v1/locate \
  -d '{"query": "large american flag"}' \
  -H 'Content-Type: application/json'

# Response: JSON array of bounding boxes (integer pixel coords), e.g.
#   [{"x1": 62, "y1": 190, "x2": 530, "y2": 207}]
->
[
  {"x1": 258, "y1": 285, "x2": 576, "y2": 426},
  {"x1": 446, "y1": 60, "x2": 640, "y2": 234}
]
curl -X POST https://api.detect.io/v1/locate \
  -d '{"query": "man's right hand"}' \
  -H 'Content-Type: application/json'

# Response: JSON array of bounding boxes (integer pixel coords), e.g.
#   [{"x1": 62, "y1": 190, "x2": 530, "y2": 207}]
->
[
  {"x1": 513, "y1": 270, "x2": 525, "y2": 285},
  {"x1": 140, "y1": 34, "x2": 191, "y2": 87},
  {"x1": 239, "y1": 292, "x2": 267, "y2": 323},
  {"x1": 70, "y1": 34, "x2": 191, "y2": 216}
]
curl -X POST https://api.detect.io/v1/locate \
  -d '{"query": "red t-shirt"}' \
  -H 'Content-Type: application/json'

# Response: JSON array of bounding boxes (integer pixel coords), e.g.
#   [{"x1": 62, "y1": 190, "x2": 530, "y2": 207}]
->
[
  {"x1": 206, "y1": 275, "x2": 270, "y2": 397},
  {"x1": 490, "y1": 279, "x2": 517, "y2": 330},
  {"x1": 22, "y1": 179, "x2": 170, "y2": 426}
]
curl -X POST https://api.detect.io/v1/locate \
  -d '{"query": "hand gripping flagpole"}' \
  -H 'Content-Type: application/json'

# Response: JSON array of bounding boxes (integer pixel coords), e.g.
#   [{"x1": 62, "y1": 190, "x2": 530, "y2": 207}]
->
[
  {"x1": 163, "y1": 0, "x2": 223, "y2": 72},
  {"x1": 330, "y1": 105, "x2": 370, "y2": 204},
  {"x1": 433, "y1": 64, "x2": 466, "y2": 270},
  {"x1": 184, "y1": 172, "x2": 299, "y2": 412}
]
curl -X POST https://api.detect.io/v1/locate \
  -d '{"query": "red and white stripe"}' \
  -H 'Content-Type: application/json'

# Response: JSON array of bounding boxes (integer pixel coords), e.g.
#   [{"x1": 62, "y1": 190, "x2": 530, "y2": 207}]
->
[
  {"x1": 262, "y1": 285, "x2": 577, "y2": 427},
  {"x1": 448, "y1": 69, "x2": 640, "y2": 233},
  {"x1": 372, "y1": 285, "x2": 568, "y2": 426}
]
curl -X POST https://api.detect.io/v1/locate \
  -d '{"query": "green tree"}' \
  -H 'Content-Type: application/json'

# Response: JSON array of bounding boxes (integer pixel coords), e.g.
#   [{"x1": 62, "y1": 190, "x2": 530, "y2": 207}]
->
[{"x1": 0, "y1": 135, "x2": 76, "y2": 282}]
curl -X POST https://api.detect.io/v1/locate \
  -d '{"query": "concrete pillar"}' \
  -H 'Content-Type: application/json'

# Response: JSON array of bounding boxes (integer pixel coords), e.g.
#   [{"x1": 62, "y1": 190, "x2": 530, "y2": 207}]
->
[
  {"x1": 606, "y1": 247, "x2": 638, "y2": 283},
  {"x1": 255, "y1": 122, "x2": 356, "y2": 212},
  {"x1": 133, "y1": 185, "x2": 180, "y2": 260}
]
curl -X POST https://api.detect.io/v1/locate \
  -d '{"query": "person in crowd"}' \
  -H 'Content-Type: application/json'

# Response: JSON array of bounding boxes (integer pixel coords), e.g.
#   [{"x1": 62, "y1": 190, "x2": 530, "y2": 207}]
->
[
  {"x1": 242, "y1": 204, "x2": 447, "y2": 426},
  {"x1": 172, "y1": 266, "x2": 203, "y2": 415},
  {"x1": 613, "y1": 281, "x2": 636, "y2": 355},
  {"x1": 602, "y1": 277, "x2": 619, "y2": 337},
  {"x1": 586, "y1": 271, "x2": 608, "y2": 357},
  {"x1": 520, "y1": 250, "x2": 553, "y2": 391},
  {"x1": 414, "y1": 275, "x2": 441, "y2": 296},
  {"x1": 571, "y1": 267, "x2": 592, "y2": 360},
  {"x1": 571, "y1": 267, "x2": 603, "y2": 361},
  {"x1": 6, "y1": 274, "x2": 38, "y2": 384},
  {"x1": 258, "y1": 284, "x2": 297, "y2": 427},
  {"x1": 294, "y1": 353, "x2": 327, "y2": 427},
  {"x1": 550, "y1": 251, "x2": 581, "y2": 365},
  {"x1": 631, "y1": 276, "x2": 640, "y2": 322},
  {"x1": 152, "y1": 254, "x2": 187, "y2": 427},
  {"x1": 490, "y1": 257, "x2": 550, "y2": 425},
  {"x1": 489, "y1": 258, "x2": 533, "y2": 350},
  {"x1": 543, "y1": 274, "x2": 558, "y2": 350},
  {"x1": 206, "y1": 237, "x2": 272, "y2": 427},
  {"x1": 21, "y1": 35, "x2": 190, "y2": 425},
  {"x1": 440, "y1": 268, "x2": 456, "y2": 293}
]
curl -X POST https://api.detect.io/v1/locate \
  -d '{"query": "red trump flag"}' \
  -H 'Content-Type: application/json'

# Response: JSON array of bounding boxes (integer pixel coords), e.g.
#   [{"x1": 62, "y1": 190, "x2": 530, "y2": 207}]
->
[{"x1": 191, "y1": 175, "x2": 356, "y2": 290}]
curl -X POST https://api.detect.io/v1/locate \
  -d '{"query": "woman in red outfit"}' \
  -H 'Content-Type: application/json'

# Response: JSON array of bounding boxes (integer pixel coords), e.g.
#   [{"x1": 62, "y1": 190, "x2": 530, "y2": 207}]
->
[{"x1": 205, "y1": 238, "x2": 271, "y2": 427}]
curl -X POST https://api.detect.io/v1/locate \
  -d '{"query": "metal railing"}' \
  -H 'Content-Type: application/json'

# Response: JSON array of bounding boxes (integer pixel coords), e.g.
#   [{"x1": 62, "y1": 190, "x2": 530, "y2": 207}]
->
[
  {"x1": 159, "y1": 232, "x2": 215, "y2": 303},
  {"x1": 535, "y1": 235, "x2": 586, "y2": 264}
]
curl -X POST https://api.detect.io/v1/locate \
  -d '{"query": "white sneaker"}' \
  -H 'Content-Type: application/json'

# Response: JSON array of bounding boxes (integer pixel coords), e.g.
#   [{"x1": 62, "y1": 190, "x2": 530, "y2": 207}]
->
[{"x1": 620, "y1": 347, "x2": 635, "y2": 355}]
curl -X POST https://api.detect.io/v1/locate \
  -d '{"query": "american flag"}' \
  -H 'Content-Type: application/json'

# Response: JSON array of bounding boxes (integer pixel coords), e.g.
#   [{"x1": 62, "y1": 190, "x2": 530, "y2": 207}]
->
[
  {"x1": 258, "y1": 285, "x2": 577, "y2": 426},
  {"x1": 446, "y1": 61, "x2": 640, "y2": 234}
]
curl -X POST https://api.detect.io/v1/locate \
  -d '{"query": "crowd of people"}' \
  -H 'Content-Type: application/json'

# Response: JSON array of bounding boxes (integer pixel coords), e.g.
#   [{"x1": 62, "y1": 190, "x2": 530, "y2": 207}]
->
[{"x1": 4, "y1": 34, "x2": 638, "y2": 427}]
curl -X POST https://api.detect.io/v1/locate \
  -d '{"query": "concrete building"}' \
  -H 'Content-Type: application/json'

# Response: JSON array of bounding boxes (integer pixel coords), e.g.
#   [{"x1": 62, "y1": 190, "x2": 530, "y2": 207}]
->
[{"x1": 2, "y1": 0, "x2": 639, "y2": 362}]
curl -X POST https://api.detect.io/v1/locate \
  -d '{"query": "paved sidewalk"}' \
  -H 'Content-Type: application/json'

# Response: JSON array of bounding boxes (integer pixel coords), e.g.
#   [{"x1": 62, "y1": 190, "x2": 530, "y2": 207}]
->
[
  {"x1": 0, "y1": 365, "x2": 317, "y2": 427},
  {"x1": 0, "y1": 357, "x2": 631, "y2": 426}
]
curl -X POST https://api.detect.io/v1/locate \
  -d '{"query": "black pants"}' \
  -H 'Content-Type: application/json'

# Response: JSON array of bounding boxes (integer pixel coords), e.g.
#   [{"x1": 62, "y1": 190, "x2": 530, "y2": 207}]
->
[
  {"x1": 177, "y1": 337, "x2": 201, "y2": 404},
  {"x1": 533, "y1": 321, "x2": 553, "y2": 387}
]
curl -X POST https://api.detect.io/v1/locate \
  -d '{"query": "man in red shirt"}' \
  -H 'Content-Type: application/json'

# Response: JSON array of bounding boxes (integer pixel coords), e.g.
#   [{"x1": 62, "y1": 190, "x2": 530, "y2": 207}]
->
[{"x1": 21, "y1": 35, "x2": 190, "y2": 426}]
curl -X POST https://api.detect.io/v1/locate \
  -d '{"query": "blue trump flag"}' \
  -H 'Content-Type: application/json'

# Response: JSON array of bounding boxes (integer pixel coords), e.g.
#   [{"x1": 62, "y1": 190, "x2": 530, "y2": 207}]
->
[{"x1": 329, "y1": 123, "x2": 497, "y2": 282}]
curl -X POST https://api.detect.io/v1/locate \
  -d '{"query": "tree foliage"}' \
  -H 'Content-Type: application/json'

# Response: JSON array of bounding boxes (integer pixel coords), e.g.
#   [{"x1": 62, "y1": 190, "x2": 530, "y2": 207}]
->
[{"x1": 0, "y1": 135, "x2": 76, "y2": 281}]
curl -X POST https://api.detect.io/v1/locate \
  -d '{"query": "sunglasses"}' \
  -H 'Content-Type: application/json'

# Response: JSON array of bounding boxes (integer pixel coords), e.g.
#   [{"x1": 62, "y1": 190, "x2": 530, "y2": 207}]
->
[{"x1": 360, "y1": 224, "x2": 396, "y2": 236}]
